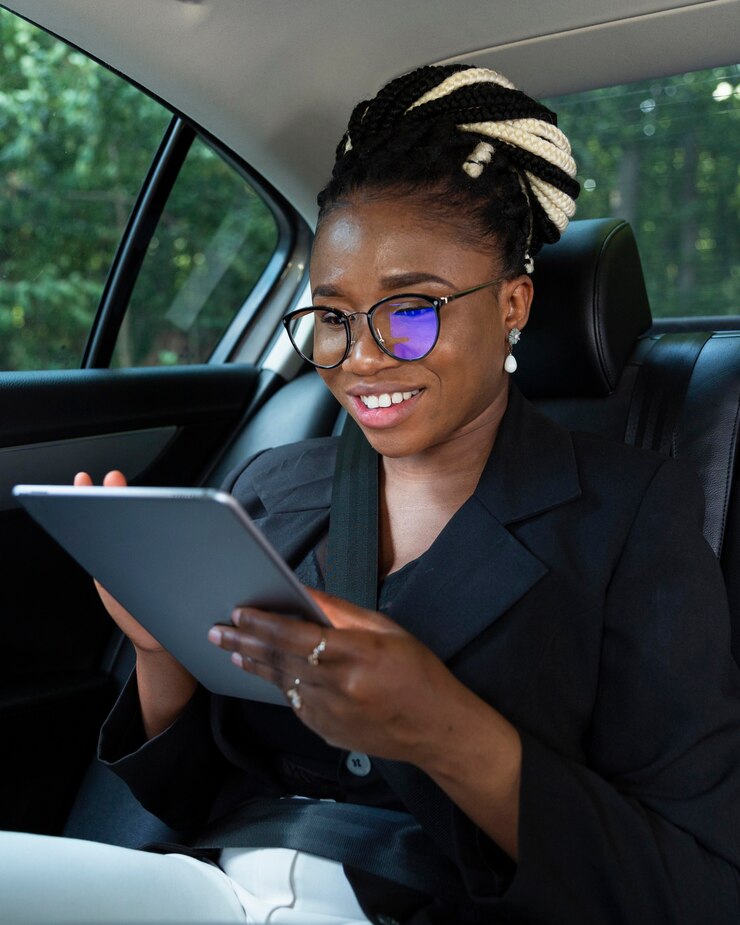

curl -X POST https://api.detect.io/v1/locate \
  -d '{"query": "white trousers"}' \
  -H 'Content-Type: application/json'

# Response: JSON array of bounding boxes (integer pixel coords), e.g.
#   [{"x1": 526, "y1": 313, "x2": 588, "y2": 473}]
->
[{"x1": 0, "y1": 832, "x2": 371, "y2": 924}]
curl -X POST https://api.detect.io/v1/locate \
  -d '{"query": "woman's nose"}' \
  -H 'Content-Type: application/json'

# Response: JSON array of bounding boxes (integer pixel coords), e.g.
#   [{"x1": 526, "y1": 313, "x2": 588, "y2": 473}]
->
[{"x1": 342, "y1": 315, "x2": 398, "y2": 372}]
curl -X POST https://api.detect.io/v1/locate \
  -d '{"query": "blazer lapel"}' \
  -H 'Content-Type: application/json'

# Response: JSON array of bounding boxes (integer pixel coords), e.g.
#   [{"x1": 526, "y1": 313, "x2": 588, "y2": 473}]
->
[
  {"x1": 242, "y1": 388, "x2": 580, "y2": 662},
  {"x1": 387, "y1": 386, "x2": 581, "y2": 662},
  {"x1": 387, "y1": 498, "x2": 548, "y2": 661}
]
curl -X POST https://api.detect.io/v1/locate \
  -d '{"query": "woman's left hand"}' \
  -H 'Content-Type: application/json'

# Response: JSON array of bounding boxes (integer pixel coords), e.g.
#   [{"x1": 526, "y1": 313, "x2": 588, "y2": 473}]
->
[{"x1": 208, "y1": 588, "x2": 469, "y2": 766}]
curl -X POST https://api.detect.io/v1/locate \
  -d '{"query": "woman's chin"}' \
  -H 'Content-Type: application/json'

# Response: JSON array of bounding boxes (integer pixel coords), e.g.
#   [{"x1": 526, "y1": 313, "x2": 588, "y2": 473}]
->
[{"x1": 354, "y1": 422, "x2": 431, "y2": 459}]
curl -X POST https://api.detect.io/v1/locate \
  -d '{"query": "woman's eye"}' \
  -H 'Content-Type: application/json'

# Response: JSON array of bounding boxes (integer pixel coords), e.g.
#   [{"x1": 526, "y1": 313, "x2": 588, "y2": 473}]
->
[
  {"x1": 317, "y1": 311, "x2": 346, "y2": 326},
  {"x1": 392, "y1": 307, "x2": 433, "y2": 318}
]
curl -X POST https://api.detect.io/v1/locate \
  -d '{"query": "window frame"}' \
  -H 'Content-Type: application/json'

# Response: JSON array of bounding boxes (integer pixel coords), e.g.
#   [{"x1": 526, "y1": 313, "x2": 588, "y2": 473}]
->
[
  {"x1": 1, "y1": 6, "x2": 309, "y2": 373},
  {"x1": 83, "y1": 115, "x2": 305, "y2": 370}
]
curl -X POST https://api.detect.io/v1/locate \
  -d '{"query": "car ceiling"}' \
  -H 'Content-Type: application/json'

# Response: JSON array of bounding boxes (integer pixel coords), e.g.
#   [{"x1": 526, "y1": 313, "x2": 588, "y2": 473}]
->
[{"x1": 3, "y1": 0, "x2": 740, "y2": 222}]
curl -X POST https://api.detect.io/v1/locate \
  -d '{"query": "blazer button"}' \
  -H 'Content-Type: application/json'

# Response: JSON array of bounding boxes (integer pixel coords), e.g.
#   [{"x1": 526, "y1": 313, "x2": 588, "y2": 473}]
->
[{"x1": 345, "y1": 751, "x2": 372, "y2": 776}]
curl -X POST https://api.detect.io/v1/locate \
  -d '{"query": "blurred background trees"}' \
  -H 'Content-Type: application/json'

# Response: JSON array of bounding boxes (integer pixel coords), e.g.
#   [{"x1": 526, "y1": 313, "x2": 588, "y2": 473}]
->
[
  {"x1": 544, "y1": 66, "x2": 740, "y2": 319},
  {"x1": 0, "y1": 13, "x2": 277, "y2": 370},
  {"x1": 0, "y1": 10, "x2": 738, "y2": 370}
]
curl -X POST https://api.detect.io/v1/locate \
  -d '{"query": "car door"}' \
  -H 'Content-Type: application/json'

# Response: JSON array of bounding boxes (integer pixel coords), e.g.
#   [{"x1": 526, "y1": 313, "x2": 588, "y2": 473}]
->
[{"x1": 0, "y1": 8, "x2": 310, "y2": 834}]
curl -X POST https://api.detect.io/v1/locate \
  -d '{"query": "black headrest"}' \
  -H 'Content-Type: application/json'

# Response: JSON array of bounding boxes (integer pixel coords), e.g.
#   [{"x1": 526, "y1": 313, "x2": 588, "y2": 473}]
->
[{"x1": 515, "y1": 218, "x2": 652, "y2": 398}]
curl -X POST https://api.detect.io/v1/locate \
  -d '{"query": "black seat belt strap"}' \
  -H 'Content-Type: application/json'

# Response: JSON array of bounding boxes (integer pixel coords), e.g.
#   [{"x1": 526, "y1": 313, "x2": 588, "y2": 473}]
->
[
  {"x1": 191, "y1": 424, "x2": 468, "y2": 899},
  {"x1": 624, "y1": 332, "x2": 710, "y2": 456},
  {"x1": 193, "y1": 798, "x2": 465, "y2": 900},
  {"x1": 324, "y1": 416, "x2": 380, "y2": 610}
]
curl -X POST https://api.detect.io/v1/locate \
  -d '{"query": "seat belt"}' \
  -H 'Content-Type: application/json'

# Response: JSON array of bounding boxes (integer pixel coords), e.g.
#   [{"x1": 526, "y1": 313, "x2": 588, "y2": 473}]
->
[
  {"x1": 191, "y1": 424, "x2": 470, "y2": 899},
  {"x1": 624, "y1": 332, "x2": 710, "y2": 456},
  {"x1": 192, "y1": 796, "x2": 465, "y2": 900},
  {"x1": 324, "y1": 415, "x2": 380, "y2": 609}
]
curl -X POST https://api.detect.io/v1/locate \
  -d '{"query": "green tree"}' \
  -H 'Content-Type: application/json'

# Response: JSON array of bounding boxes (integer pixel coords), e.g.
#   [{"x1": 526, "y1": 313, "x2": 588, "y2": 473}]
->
[
  {"x1": 0, "y1": 12, "x2": 171, "y2": 368},
  {"x1": 0, "y1": 10, "x2": 277, "y2": 371},
  {"x1": 544, "y1": 66, "x2": 740, "y2": 318}
]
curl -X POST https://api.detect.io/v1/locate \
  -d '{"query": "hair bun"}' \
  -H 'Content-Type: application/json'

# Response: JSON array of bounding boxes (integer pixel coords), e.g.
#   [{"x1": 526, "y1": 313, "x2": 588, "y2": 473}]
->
[{"x1": 320, "y1": 64, "x2": 580, "y2": 271}]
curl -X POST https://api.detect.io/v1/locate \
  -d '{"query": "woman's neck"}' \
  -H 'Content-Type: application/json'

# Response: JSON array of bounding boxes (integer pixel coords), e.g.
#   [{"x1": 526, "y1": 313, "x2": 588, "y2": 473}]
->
[
  {"x1": 378, "y1": 391, "x2": 508, "y2": 577},
  {"x1": 381, "y1": 390, "x2": 507, "y2": 496}
]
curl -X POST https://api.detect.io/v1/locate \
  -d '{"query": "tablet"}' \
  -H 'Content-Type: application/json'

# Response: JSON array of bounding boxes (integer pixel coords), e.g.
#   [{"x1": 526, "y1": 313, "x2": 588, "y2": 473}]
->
[{"x1": 13, "y1": 484, "x2": 329, "y2": 705}]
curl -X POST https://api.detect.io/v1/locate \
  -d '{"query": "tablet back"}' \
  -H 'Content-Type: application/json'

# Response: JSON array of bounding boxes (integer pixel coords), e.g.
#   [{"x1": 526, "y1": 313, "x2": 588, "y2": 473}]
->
[{"x1": 13, "y1": 485, "x2": 327, "y2": 704}]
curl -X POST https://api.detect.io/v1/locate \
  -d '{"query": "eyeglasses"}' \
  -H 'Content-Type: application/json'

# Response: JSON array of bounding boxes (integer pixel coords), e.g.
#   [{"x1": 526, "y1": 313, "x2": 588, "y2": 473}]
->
[{"x1": 282, "y1": 277, "x2": 504, "y2": 369}]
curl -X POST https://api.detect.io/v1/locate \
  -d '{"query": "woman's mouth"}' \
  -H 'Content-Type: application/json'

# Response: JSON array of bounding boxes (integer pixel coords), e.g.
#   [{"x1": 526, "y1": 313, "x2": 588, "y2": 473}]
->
[
  {"x1": 350, "y1": 388, "x2": 423, "y2": 428},
  {"x1": 359, "y1": 389, "x2": 420, "y2": 409}
]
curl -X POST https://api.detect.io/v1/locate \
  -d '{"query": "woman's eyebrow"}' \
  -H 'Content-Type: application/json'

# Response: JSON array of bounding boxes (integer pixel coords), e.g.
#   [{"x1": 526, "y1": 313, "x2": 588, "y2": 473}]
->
[
  {"x1": 311, "y1": 284, "x2": 343, "y2": 298},
  {"x1": 379, "y1": 271, "x2": 456, "y2": 290},
  {"x1": 312, "y1": 273, "x2": 456, "y2": 300}
]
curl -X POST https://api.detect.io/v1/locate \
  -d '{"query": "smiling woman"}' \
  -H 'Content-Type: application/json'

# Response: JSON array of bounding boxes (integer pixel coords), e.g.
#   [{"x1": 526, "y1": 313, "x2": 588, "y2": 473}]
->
[{"x1": 2, "y1": 62, "x2": 740, "y2": 925}]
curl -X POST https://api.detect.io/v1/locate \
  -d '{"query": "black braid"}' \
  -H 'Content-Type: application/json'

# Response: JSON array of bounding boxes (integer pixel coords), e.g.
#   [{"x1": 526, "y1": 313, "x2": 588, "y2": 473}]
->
[
  {"x1": 317, "y1": 64, "x2": 579, "y2": 274},
  {"x1": 352, "y1": 64, "x2": 469, "y2": 145},
  {"x1": 402, "y1": 86, "x2": 554, "y2": 125}
]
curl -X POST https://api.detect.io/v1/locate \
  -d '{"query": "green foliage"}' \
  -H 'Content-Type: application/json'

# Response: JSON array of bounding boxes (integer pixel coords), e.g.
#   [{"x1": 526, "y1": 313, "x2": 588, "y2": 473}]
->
[
  {"x1": 0, "y1": 10, "x2": 277, "y2": 371},
  {"x1": 544, "y1": 66, "x2": 740, "y2": 318},
  {"x1": 2, "y1": 9, "x2": 737, "y2": 376},
  {"x1": 0, "y1": 12, "x2": 172, "y2": 368}
]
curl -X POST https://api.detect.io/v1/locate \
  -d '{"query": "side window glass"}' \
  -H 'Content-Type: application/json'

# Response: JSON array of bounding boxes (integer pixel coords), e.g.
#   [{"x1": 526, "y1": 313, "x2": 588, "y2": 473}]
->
[
  {"x1": 112, "y1": 138, "x2": 279, "y2": 367},
  {"x1": 544, "y1": 65, "x2": 740, "y2": 319},
  {"x1": 0, "y1": 10, "x2": 171, "y2": 369}
]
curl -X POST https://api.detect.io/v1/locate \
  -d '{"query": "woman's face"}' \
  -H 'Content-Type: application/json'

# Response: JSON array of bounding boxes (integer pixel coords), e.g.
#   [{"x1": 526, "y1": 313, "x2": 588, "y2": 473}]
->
[{"x1": 311, "y1": 196, "x2": 532, "y2": 459}]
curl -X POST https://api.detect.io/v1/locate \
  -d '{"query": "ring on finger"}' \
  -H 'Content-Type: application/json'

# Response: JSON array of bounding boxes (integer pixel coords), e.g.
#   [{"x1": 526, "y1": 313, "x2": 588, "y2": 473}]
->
[
  {"x1": 307, "y1": 636, "x2": 328, "y2": 667},
  {"x1": 286, "y1": 678, "x2": 303, "y2": 710}
]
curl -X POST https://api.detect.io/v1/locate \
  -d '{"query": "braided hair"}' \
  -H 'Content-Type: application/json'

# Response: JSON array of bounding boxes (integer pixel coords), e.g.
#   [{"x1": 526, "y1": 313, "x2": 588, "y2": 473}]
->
[{"x1": 317, "y1": 65, "x2": 579, "y2": 275}]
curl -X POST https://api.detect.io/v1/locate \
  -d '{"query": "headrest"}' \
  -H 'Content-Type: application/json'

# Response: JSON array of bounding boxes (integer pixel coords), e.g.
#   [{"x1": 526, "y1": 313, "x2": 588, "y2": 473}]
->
[{"x1": 515, "y1": 218, "x2": 652, "y2": 398}]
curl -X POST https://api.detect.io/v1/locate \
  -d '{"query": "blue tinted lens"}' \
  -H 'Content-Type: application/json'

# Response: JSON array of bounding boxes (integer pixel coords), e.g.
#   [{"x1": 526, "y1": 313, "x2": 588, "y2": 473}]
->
[{"x1": 381, "y1": 301, "x2": 438, "y2": 359}]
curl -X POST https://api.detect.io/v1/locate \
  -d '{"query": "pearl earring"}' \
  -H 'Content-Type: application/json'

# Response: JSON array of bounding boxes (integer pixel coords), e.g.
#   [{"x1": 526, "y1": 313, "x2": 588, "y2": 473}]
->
[{"x1": 504, "y1": 327, "x2": 521, "y2": 373}]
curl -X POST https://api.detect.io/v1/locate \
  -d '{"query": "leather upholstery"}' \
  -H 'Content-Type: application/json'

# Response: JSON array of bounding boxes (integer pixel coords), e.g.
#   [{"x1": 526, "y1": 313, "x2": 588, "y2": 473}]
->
[
  {"x1": 517, "y1": 218, "x2": 652, "y2": 398},
  {"x1": 518, "y1": 218, "x2": 738, "y2": 644}
]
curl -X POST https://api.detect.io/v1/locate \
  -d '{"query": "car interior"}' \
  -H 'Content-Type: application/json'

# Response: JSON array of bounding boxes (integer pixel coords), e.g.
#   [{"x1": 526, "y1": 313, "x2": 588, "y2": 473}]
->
[{"x1": 0, "y1": 0, "x2": 738, "y2": 876}]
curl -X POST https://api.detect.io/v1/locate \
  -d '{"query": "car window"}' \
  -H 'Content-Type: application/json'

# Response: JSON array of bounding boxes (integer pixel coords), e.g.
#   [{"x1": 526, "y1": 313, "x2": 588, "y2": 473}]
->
[
  {"x1": 112, "y1": 137, "x2": 278, "y2": 367},
  {"x1": 543, "y1": 64, "x2": 740, "y2": 319},
  {"x1": 0, "y1": 10, "x2": 170, "y2": 370},
  {"x1": 0, "y1": 9, "x2": 283, "y2": 371}
]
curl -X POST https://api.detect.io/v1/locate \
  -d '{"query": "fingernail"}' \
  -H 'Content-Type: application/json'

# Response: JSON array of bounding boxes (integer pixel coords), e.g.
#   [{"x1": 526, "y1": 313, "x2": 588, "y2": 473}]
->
[
  {"x1": 232, "y1": 609, "x2": 242, "y2": 627},
  {"x1": 208, "y1": 627, "x2": 223, "y2": 645},
  {"x1": 231, "y1": 652, "x2": 244, "y2": 667}
]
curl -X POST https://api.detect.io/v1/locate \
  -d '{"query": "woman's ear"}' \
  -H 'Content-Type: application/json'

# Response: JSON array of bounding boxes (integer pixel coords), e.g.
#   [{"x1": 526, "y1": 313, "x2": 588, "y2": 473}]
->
[{"x1": 503, "y1": 275, "x2": 534, "y2": 333}]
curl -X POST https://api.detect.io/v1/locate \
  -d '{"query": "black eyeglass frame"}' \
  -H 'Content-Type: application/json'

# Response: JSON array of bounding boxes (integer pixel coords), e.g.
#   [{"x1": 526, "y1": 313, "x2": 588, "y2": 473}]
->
[{"x1": 282, "y1": 276, "x2": 506, "y2": 369}]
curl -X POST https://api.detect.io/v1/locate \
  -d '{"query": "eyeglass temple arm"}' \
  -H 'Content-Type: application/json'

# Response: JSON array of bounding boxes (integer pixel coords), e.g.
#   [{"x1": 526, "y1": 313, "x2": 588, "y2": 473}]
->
[{"x1": 439, "y1": 276, "x2": 506, "y2": 306}]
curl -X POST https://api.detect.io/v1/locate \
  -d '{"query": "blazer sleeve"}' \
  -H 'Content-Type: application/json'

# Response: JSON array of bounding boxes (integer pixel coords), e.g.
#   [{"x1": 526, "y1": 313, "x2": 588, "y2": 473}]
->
[
  {"x1": 452, "y1": 458, "x2": 740, "y2": 923},
  {"x1": 98, "y1": 672, "x2": 228, "y2": 831}
]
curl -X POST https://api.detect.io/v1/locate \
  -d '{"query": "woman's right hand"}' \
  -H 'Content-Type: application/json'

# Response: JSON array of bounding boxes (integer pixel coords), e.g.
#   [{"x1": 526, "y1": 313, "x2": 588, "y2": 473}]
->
[{"x1": 73, "y1": 469, "x2": 164, "y2": 654}]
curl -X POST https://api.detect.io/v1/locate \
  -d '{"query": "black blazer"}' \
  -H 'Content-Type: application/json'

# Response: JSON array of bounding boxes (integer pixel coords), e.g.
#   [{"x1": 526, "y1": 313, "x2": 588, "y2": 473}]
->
[{"x1": 102, "y1": 387, "x2": 740, "y2": 925}]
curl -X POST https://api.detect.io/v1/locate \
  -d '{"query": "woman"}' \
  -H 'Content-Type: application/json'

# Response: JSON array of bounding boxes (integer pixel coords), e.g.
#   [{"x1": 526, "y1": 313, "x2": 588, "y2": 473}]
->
[{"x1": 4, "y1": 64, "x2": 740, "y2": 925}]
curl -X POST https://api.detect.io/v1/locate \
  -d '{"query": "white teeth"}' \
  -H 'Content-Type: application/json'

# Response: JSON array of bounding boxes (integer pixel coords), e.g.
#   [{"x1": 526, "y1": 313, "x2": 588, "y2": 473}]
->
[{"x1": 359, "y1": 389, "x2": 419, "y2": 409}]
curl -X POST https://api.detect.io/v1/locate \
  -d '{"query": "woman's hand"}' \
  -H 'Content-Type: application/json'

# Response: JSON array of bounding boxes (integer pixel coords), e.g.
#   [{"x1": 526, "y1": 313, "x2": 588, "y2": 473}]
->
[
  {"x1": 210, "y1": 587, "x2": 523, "y2": 858},
  {"x1": 209, "y1": 588, "x2": 477, "y2": 766},
  {"x1": 73, "y1": 469, "x2": 164, "y2": 654}
]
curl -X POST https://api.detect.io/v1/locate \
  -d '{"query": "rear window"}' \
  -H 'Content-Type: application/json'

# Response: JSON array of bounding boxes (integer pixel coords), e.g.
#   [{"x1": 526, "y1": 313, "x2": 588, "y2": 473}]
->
[{"x1": 544, "y1": 65, "x2": 740, "y2": 320}]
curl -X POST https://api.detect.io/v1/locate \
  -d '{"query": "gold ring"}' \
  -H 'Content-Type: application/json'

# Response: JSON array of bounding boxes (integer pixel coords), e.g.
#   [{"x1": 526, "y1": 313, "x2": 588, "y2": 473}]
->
[{"x1": 307, "y1": 636, "x2": 327, "y2": 667}]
